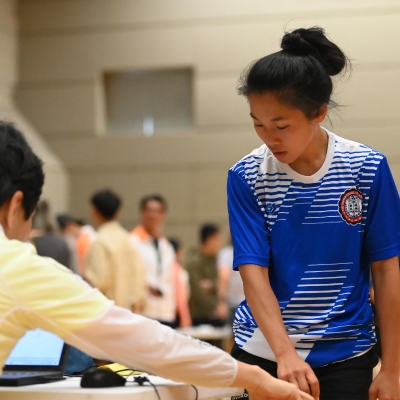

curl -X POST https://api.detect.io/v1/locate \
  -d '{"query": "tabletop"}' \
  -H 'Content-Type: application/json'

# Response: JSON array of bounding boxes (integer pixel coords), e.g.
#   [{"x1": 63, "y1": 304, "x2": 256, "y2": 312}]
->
[{"x1": 0, "y1": 375, "x2": 244, "y2": 400}]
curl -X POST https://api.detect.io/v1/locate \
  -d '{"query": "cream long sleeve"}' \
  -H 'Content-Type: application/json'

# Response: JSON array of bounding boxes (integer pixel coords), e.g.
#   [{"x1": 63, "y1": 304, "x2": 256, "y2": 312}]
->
[{"x1": 0, "y1": 228, "x2": 237, "y2": 387}]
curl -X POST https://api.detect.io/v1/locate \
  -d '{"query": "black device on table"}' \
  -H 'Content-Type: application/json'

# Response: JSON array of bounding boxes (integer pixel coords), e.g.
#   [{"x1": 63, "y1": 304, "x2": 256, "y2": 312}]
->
[
  {"x1": 0, "y1": 329, "x2": 70, "y2": 386},
  {"x1": 81, "y1": 367, "x2": 126, "y2": 388},
  {"x1": 81, "y1": 368, "x2": 164, "y2": 399},
  {"x1": 80, "y1": 367, "x2": 199, "y2": 400}
]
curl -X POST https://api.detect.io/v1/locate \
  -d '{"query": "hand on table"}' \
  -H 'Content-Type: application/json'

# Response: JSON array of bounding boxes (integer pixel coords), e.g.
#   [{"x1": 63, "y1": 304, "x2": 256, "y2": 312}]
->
[{"x1": 247, "y1": 372, "x2": 314, "y2": 400}]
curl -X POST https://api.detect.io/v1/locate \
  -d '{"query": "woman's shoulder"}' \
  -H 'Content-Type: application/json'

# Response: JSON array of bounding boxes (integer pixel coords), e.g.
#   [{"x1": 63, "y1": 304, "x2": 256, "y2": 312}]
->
[
  {"x1": 330, "y1": 130, "x2": 384, "y2": 159},
  {"x1": 230, "y1": 144, "x2": 275, "y2": 176}
]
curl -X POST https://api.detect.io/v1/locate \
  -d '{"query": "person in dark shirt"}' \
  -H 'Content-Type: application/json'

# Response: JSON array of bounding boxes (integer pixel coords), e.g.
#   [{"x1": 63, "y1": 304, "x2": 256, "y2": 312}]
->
[
  {"x1": 185, "y1": 223, "x2": 224, "y2": 326},
  {"x1": 31, "y1": 200, "x2": 70, "y2": 268}
]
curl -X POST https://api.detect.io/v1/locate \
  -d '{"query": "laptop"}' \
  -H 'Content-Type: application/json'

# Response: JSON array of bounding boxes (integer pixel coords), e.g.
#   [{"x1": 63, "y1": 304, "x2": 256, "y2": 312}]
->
[{"x1": 0, "y1": 328, "x2": 70, "y2": 386}]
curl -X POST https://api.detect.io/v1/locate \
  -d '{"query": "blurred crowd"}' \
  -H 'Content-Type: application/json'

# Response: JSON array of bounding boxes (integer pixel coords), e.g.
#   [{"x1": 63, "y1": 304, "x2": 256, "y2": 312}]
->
[{"x1": 30, "y1": 189, "x2": 245, "y2": 330}]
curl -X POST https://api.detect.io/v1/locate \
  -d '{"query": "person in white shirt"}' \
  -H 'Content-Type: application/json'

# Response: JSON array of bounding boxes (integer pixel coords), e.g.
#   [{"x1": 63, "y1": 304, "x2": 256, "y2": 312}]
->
[
  {"x1": 216, "y1": 239, "x2": 245, "y2": 326},
  {"x1": 130, "y1": 195, "x2": 177, "y2": 327},
  {"x1": 0, "y1": 122, "x2": 312, "y2": 400}
]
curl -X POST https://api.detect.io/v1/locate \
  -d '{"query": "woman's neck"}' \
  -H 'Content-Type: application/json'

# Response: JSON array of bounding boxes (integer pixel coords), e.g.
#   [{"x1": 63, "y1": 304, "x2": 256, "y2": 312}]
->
[{"x1": 288, "y1": 126, "x2": 328, "y2": 176}]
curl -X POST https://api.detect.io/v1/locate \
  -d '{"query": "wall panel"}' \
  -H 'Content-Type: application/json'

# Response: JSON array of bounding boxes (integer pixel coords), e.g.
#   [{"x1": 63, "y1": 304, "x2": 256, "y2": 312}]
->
[
  {"x1": 16, "y1": 85, "x2": 97, "y2": 136},
  {"x1": 0, "y1": 0, "x2": 69, "y2": 215},
  {"x1": 17, "y1": 0, "x2": 400, "y2": 246},
  {"x1": 19, "y1": 29, "x2": 194, "y2": 82},
  {"x1": 19, "y1": 0, "x2": 400, "y2": 32}
]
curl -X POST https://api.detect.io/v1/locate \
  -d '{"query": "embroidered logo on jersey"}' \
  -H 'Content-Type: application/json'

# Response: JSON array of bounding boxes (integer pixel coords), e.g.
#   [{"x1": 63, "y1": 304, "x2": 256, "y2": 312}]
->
[
  {"x1": 338, "y1": 188, "x2": 363, "y2": 225},
  {"x1": 266, "y1": 203, "x2": 277, "y2": 215}
]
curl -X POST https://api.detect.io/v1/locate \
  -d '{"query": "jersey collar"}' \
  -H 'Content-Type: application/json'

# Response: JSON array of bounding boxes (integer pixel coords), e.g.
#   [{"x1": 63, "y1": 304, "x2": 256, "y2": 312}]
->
[{"x1": 278, "y1": 127, "x2": 335, "y2": 184}]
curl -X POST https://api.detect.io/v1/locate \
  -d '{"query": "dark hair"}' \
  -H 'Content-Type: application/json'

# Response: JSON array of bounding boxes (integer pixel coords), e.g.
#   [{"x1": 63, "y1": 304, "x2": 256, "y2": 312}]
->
[
  {"x1": 75, "y1": 218, "x2": 86, "y2": 226},
  {"x1": 200, "y1": 223, "x2": 220, "y2": 244},
  {"x1": 0, "y1": 122, "x2": 45, "y2": 219},
  {"x1": 237, "y1": 27, "x2": 350, "y2": 119},
  {"x1": 91, "y1": 189, "x2": 121, "y2": 219},
  {"x1": 140, "y1": 194, "x2": 167, "y2": 212},
  {"x1": 56, "y1": 213, "x2": 76, "y2": 229},
  {"x1": 168, "y1": 237, "x2": 181, "y2": 253}
]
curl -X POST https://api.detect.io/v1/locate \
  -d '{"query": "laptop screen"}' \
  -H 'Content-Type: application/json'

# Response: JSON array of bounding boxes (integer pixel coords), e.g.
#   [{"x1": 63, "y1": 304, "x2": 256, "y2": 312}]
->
[{"x1": 5, "y1": 329, "x2": 64, "y2": 366}]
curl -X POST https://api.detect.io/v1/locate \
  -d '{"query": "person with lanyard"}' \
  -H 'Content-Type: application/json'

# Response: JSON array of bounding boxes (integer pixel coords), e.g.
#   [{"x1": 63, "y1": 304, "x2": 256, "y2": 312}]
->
[
  {"x1": 130, "y1": 195, "x2": 177, "y2": 327},
  {"x1": 227, "y1": 27, "x2": 400, "y2": 400},
  {"x1": 0, "y1": 123, "x2": 313, "y2": 400}
]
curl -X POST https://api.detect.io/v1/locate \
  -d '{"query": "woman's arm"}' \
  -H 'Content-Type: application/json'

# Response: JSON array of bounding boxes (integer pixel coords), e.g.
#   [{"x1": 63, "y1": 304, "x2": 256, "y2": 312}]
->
[
  {"x1": 239, "y1": 264, "x2": 319, "y2": 400},
  {"x1": 369, "y1": 255, "x2": 400, "y2": 400}
]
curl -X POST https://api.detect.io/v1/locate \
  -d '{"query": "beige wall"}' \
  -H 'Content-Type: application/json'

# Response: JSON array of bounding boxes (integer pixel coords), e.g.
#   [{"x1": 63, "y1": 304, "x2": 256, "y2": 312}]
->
[
  {"x1": 0, "y1": 0, "x2": 68, "y2": 216},
  {"x1": 16, "y1": 0, "x2": 400, "y2": 246}
]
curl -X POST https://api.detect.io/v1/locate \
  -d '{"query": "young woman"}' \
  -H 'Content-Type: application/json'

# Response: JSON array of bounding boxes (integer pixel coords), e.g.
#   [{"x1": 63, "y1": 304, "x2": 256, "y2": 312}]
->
[{"x1": 228, "y1": 27, "x2": 400, "y2": 400}]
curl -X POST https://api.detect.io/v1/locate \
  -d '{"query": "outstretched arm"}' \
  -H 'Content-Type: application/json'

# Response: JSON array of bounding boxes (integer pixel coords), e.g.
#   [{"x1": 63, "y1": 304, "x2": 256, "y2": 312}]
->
[{"x1": 8, "y1": 244, "x2": 314, "y2": 398}]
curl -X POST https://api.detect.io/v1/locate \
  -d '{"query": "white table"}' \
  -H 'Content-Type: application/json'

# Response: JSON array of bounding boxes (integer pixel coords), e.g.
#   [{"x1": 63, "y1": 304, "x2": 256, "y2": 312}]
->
[
  {"x1": 178, "y1": 325, "x2": 233, "y2": 351},
  {"x1": 0, "y1": 376, "x2": 244, "y2": 400},
  {"x1": 178, "y1": 326, "x2": 233, "y2": 342}
]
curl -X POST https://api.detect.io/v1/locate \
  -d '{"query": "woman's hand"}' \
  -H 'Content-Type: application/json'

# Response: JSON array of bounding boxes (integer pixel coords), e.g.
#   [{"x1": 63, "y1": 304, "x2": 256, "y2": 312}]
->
[
  {"x1": 231, "y1": 362, "x2": 314, "y2": 400},
  {"x1": 276, "y1": 351, "x2": 319, "y2": 400},
  {"x1": 368, "y1": 369, "x2": 400, "y2": 400},
  {"x1": 248, "y1": 374, "x2": 315, "y2": 400}
]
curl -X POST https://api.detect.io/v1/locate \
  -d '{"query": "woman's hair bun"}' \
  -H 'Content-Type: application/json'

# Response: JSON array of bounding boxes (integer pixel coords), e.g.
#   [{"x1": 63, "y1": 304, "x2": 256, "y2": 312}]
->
[{"x1": 281, "y1": 27, "x2": 348, "y2": 76}]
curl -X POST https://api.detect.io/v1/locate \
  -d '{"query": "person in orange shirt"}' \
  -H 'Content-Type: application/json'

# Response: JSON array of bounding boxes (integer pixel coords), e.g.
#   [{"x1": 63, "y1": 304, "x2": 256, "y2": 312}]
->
[
  {"x1": 169, "y1": 238, "x2": 192, "y2": 328},
  {"x1": 75, "y1": 223, "x2": 96, "y2": 277}
]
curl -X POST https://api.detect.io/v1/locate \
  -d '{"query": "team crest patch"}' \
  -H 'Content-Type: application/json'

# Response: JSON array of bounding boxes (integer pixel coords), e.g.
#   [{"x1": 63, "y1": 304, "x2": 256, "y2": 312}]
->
[{"x1": 338, "y1": 188, "x2": 363, "y2": 225}]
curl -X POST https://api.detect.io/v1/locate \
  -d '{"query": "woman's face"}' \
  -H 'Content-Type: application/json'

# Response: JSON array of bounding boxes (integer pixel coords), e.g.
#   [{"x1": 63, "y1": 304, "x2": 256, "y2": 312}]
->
[{"x1": 248, "y1": 92, "x2": 326, "y2": 164}]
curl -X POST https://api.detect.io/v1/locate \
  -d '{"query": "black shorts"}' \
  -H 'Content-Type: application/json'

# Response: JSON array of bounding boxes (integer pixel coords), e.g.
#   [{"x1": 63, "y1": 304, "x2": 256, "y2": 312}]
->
[{"x1": 231, "y1": 343, "x2": 379, "y2": 400}]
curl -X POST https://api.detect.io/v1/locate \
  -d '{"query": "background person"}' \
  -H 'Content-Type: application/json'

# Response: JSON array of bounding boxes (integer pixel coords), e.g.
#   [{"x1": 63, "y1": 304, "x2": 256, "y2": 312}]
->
[
  {"x1": 31, "y1": 200, "x2": 71, "y2": 269},
  {"x1": 85, "y1": 189, "x2": 146, "y2": 312},
  {"x1": 130, "y1": 195, "x2": 177, "y2": 327},
  {"x1": 75, "y1": 222, "x2": 96, "y2": 278},
  {"x1": 56, "y1": 213, "x2": 81, "y2": 274},
  {"x1": 216, "y1": 236, "x2": 245, "y2": 327},
  {"x1": 169, "y1": 237, "x2": 192, "y2": 328},
  {"x1": 185, "y1": 223, "x2": 224, "y2": 327}
]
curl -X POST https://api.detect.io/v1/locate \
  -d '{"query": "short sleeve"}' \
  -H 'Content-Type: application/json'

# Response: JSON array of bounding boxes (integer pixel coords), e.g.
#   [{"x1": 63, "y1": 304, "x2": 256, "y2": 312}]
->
[
  {"x1": 227, "y1": 169, "x2": 270, "y2": 270},
  {"x1": 363, "y1": 157, "x2": 400, "y2": 262}
]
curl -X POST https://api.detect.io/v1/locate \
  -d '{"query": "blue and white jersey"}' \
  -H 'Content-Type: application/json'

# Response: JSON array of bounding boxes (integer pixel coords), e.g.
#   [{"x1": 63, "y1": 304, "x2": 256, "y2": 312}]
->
[{"x1": 228, "y1": 129, "x2": 400, "y2": 368}]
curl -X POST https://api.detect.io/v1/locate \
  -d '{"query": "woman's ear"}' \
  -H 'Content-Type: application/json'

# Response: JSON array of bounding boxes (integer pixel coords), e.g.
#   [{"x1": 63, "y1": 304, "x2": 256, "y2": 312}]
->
[
  {"x1": 313, "y1": 104, "x2": 328, "y2": 124},
  {"x1": 6, "y1": 191, "x2": 24, "y2": 229}
]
